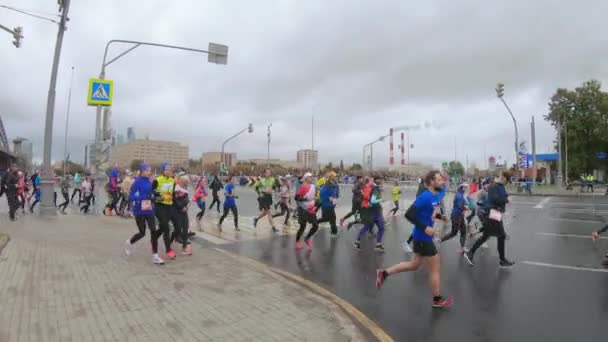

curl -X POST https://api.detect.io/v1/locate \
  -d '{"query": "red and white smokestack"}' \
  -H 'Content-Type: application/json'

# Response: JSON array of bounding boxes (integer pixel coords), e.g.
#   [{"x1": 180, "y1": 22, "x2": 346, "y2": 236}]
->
[
  {"x1": 400, "y1": 132, "x2": 405, "y2": 165},
  {"x1": 389, "y1": 128, "x2": 394, "y2": 165}
]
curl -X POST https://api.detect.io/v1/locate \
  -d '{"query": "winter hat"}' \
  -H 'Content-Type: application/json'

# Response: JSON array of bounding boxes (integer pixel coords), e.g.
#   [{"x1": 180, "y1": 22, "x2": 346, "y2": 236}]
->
[{"x1": 139, "y1": 163, "x2": 151, "y2": 172}]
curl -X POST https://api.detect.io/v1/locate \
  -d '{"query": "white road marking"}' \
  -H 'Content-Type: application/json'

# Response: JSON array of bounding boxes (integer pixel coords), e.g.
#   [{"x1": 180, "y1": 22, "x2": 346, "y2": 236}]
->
[
  {"x1": 536, "y1": 232, "x2": 608, "y2": 239},
  {"x1": 534, "y1": 197, "x2": 551, "y2": 209},
  {"x1": 522, "y1": 261, "x2": 608, "y2": 273},
  {"x1": 195, "y1": 232, "x2": 233, "y2": 244}
]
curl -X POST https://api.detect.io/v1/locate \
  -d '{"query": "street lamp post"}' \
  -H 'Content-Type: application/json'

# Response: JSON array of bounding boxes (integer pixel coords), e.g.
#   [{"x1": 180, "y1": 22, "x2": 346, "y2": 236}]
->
[
  {"x1": 495, "y1": 82, "x2": 519, "y2": 174},
  {"x1": 40, "y1": 0, "x2": 71, "y2": 217},
  {"x1": 267, "y1": 123, "x2": 272, "y2": 166},
  {"x1": 93, "y1": 40, "x2": 229, "y2": 172},
  {"x1": 63, "y1": 66, "x2": 75, "y2": 176},
  {"x1": 363, "y1": 135, "x2": 387, "y2": 172},
  {"x1": 221, "y1": 123, "x2": 253, "y2": 171}
]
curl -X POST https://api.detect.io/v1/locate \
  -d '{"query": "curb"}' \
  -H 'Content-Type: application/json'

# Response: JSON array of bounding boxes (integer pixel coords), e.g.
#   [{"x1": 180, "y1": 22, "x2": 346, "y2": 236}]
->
[
  {"x1": 0, "y1": 233, "x2": 10, "y2": 255},
  {"x1": 213, "y1": 248, "x2": 394, "y2": 342}
]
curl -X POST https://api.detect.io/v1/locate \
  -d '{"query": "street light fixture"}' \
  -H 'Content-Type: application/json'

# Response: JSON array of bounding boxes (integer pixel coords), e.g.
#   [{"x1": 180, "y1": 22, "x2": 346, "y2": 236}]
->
[
  {"x1": 363, "y1": 135, "x2": 388, "y2": 172},
  {"x1": 221, "y1": 123, "x2": 254, "y2": 173},
  {"x1": 92, "y1": 40, "x2": 229, "y2": 172},
  {"x1": 495, "y1": 82, "x2": 519, "y2": 173}
]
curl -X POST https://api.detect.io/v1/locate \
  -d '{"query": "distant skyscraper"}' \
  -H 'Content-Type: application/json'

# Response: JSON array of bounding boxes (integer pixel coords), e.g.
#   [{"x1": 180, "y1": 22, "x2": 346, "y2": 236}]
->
[
  {"x1": 127, "y1": 127, "x2": 136, "y2": 143},
  {"x1": 13, "y1": 137, "x2": 33, "y2": 170},
  {"x1": 117, "y1": 134, "x2": 125, "y2": 144}
]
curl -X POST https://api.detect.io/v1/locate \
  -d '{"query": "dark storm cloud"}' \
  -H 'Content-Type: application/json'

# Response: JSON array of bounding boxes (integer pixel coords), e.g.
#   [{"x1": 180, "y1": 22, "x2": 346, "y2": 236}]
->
[{"x1": 1, "y1": 0, "x2": 607, "y2": 168}]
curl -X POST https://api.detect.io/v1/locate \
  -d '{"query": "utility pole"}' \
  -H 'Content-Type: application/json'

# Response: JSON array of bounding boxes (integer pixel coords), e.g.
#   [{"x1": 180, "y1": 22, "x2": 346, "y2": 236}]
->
[
  {"x1": 40, "y1": 0, "x2": 71, "y2": 217},
  {"x1": 63, "y1": 66, "x2": 75, "y2": 176},
  {"x1": 495, "y1": 82, "x2": 519, "y2": 174},
  {"x1": 531, "y1": 116, "x2": 537, "y2": 182}
]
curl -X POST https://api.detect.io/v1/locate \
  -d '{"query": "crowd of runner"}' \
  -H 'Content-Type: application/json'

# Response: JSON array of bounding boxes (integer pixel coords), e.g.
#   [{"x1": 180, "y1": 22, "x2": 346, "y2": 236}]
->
[{"x1": 2, "y1": 162, "x2": 608, "y2": 308}]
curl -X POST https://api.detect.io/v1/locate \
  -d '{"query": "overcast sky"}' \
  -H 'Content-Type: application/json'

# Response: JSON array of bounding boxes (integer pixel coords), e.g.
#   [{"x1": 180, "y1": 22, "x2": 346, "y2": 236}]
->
[{"x1": 2, "y1": 0, "x2": 607, "y2": 169}]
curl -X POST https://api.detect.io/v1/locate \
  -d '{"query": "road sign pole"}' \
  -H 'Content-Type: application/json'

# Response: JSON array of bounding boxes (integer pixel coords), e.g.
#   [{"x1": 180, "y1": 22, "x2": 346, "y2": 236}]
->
[{"x1": 40, "y1": 0, "x2": 70, "y2": 217}]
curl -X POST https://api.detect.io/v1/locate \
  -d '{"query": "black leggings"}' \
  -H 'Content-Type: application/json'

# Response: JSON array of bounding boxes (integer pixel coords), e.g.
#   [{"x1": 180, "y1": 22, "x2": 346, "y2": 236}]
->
[
  {"x1": 58, "y1": 191, "x2": 69, "y2": 211},
  {"x1": 131, "y1": 215, "x2": 160, "y2": 254},
  {"x1": 196, "y1": 201, "x2": 206, "y2": 222},
  {"x1": 155, "y1": 204, "x2": 178, "y2": 253},
  {"x1": 272, "y1": 202, "x2": 290, "y2": 224},
  {"x1": 318, "y1": 206, "x2": 338, "y2": 234},
  {"x1": 469, "y1": 218, "x2": 507, "y2": 260},
  {"x1": 441, "y1": 215, "x2": 466, "y2": 248},
  {"x1": 466, "y1": 208, "x2": 476, "y2": 224},
  {"x1": 390, "y1": 201, "x2": 399, "y2": 215},
  {"x1": 296, "y1": 210, "x2": 319, "y2": 242},
  {"x1": 209, "y1": 193, "x2": 221, "y2": 212},
  {"x1": 80, "y1": 194, "x2": 92, "y2": 213},
  {"x1": 71, "y1": 188, "x2": 81, "y2": 202},
  {"x1": 170, "y1": 211, "x2": 190, "y2": 248},
  {"x1": 219, "y1": 205, "x2": 238, "y2": 228}
]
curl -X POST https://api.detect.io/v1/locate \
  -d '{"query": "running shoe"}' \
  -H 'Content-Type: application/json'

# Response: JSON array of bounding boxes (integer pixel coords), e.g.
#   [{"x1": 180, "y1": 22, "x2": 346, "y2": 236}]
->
[
  {"x1": 152, "y1": 254, "x2": 165, "y2": 265},
  {"x1": 376, "y1": 269, "x2": 386, "y2": 289},
  {"x1": 353, "y1": 240, "x2": 361, "y2": 250},
  {"x1": 124, "y1": 239, "x2": 132, "y2": 256},
  {"x1": 463, "y1": 246, "x2": 470, "y2": 253},
  {"x1": 464, "y1": 251, "x2": 475, "y2": 266},
  {"x1": 235, "y1": 227, "x2": 241, "y2": 232},
  {"x1": 253, "y1": 217, "x2": 258, "y2": 228},
  {"x1": 339, "y1": 218, "x2": 345, "y2": 227},
  {"x1": 374, "y1": 244, "x2": 385, "y2": 253},
  {"x1": 305, "y1": 239, "x2": 313, "y2": 249},
  {"x1": 272, "y1": 226, "x2": 278, "y2": 234},
  {"x1": 499, "y1": 259, "x2": 515, "y2": 267},
  {"x1": 432, "y1": 296, "x2": 454, "y2": 308},
  {"x1": 295, "y1": 241, "x2": 303, "y2": 249},
  {"x1": 188, "y1": 231, "x2": 196, "y2": 237},
  {"x1": 330, "y1": 233, "x2": 340, "y2": 238},
  {"x1": 402, "y1": 241, "x2": 413, "y2": 253},
  {"x1": 182, "y1": 245, "x2": 192, "y2": 256},
  {"x1": 166, "y1": 250, "x2": 176, "y2": 260}
]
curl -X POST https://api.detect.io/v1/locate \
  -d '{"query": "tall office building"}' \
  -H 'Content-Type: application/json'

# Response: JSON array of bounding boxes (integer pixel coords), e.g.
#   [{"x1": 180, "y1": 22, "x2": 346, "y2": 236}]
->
[
  {"x1": 13, "y1": 137, "x2": 33, "y2": 170},
  {"x1": 127, "y1": 127, "x2": 136, "y2": 142}
]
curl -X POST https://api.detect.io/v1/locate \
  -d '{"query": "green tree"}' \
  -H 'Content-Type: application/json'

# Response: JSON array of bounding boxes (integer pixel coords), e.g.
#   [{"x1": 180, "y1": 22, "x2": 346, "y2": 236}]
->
[
  {"x1": 349, "y1": 163, "x2": 363, "y2": 171},
  {"x1": 544, "y1": 80, "x2": 608, "y2": 179},
  {"x1": 448, "y1": 161, "x2": 465, "y2": 177}
]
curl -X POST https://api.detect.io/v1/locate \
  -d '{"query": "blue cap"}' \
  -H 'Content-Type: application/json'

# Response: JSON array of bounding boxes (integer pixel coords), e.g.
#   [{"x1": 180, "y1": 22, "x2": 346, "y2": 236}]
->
[
  {"x1": 160, "y1": 162, "x2": 170, "y2": 172},
  {"x1": 139, "y1": 163, "x2": 151, "y2": 172}
]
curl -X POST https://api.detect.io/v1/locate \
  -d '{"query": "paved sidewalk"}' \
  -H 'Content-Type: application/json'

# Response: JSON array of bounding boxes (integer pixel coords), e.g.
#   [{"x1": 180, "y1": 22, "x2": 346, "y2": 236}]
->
[{"x1": 0, "y1": 214, "x2": 365, "y2": 342}]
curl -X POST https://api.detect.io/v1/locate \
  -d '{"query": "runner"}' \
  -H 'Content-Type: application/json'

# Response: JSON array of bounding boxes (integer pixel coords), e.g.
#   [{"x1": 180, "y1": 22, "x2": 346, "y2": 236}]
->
[
  {"x1": 317, "y1": 171, "x2": 340, "y2": 238},
  {"x1": 29, "y1": 173, "x2": 41, "y2": 213},
  {"x1": 104, "y1": 169, "x2": 120, "y2": 216},
  {"x1": 440, "y1": 183, "x2": 468, "y2": 253},
  {"x1": 16, "y1": 171, "x2": 26, "y2": 214},
  {"x1": 464, "y1": 172, "x2": 515, "y2": 267},
  {"x1": 591, "y1": 225, "x2": 608, "y2": 267},
  {"x1": 403, "y1": 178, "x2": 447, "y2": 253},
  {"x1": 0, "y1": 166, "x2": 19, "y2": 221},
  {"x1": 79, "y1": 176, "x2": 93, "y2": 214},
  {"x1": 294, "y1": 172, "x2": 319, "y2": 249},
  {"x1": 271, "y1": 176, "x2": 291, "y2": 233},
  {"x1": 70, "y1": 172, "x2": 82, "y2": 203},
  {"x1": 124, "y1": 163, "x2": 164, "y2": 265},
  {"x1": 466, "y1": 180, "x2": 478, "y2": 227},
  {"x1": 339, "y1": 176, "x2": 364, "y2": 230},
  {"x1": 208, "y1": 174, "x2": 223, "y2": 213},
  {"x1": 192, "y1": 176, "x2": 208, "y2": 231},
  {"x1": 57, "y1": 176, "x2": 70, "y2": 214},
  {"x1": 118, "y1": 172, "x2": 133, "y2": 217},
  {"x1": 376, "y1": 170, "x2": 453, "y2": 308},
  {"x1": 172, "y1": 174, "x2": 192, "y2": 255},
  {"x1": 354, "y1": 176, "x2": 386, "y2": 252},
  {"x1": 254, "y1": 168, "x2": 278, "y2": 233},
  {"x1": 152, "y1": 163, "x2": 179, "y2": 260},
  {"x1": 389, "y1": 180, "x2": 401, "y2": 216},
  {"x1": 218, "y1": 176, "x2": 239, "y2": 232}
]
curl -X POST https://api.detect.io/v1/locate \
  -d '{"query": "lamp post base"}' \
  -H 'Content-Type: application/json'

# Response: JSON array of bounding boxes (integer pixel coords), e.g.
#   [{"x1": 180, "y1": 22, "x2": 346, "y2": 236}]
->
[{"x1": 38, "y1": 178, "x2": 57, "y2": 218}]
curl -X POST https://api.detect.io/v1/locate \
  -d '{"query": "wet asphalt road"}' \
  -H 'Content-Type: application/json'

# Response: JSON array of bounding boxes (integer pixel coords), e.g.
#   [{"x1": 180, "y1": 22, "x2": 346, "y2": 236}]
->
[{"x1": 202, "y1": 194, "x2": 608, "y2": 342}]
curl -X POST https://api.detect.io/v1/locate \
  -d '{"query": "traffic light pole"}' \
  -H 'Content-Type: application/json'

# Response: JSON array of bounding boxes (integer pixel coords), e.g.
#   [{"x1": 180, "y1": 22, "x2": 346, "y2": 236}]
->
[{"x1": 40, "y1": 0, "x2": 70, "y2": 217}]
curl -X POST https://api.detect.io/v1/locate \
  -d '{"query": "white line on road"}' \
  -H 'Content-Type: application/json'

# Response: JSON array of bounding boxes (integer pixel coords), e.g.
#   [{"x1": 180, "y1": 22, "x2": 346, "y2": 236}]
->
[
  {"x1": 536, "y1": 232, "x2": 608, "y2": 239},
  {"x1": 534, "y1": 197, "x2": 551, "y2": 209},
  {"x1": 522, "y1": 261, "x2": 608, "y2": 273}
]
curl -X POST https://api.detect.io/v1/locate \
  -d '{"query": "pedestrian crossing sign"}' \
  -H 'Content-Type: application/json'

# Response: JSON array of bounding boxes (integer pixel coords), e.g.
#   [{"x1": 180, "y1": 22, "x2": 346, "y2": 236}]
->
[{"x1": 87, "y1": 78, "x2": 114, "y2": 106}]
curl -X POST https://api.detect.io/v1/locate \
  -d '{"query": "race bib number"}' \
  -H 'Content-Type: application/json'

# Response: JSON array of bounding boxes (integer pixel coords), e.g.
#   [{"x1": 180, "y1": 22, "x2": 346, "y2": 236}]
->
[{"x1": 141, "y1": 200, "x2": 152, "y2": 211}]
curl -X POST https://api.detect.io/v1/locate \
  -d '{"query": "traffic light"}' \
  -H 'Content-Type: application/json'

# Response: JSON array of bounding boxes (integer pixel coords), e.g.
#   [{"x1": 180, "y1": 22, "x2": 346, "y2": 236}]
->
[
  {"x1": 12, "y1": 26, "x2": 23, "y2": 48},
  {"x1": 248, "y1": 123, "x2": 253, "y2": 133},
  {"x1": 495, "y1": 82, "x2": 505, "y2": 98}
]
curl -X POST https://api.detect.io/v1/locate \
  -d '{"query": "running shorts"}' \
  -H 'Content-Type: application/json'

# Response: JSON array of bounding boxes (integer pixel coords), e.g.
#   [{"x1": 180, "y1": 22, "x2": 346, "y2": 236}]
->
[
  {"x1": 259, "y1": 194, "x2": 273, "y2": 210},
  {"x1": 413, "y1": 240, "x2": 438, "y2": 257}
]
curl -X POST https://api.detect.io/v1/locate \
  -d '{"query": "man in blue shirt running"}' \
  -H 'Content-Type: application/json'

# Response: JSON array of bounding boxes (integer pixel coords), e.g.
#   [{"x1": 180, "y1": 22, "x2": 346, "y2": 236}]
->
[{"x1": 376, "y1": 170, "x2": 453, "y2": 309}]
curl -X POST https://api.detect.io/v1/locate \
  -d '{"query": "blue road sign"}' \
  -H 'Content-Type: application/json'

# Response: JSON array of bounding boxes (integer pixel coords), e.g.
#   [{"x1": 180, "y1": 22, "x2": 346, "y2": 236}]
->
[{"x1": 87, "y1": 78, "x2": 114, "y2": 106}]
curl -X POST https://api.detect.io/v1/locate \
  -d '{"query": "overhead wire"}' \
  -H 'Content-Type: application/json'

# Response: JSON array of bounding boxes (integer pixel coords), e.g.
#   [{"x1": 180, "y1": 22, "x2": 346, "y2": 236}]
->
[{"x1": 0, "y1": 4, "x2": 59, "y2": 24}]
